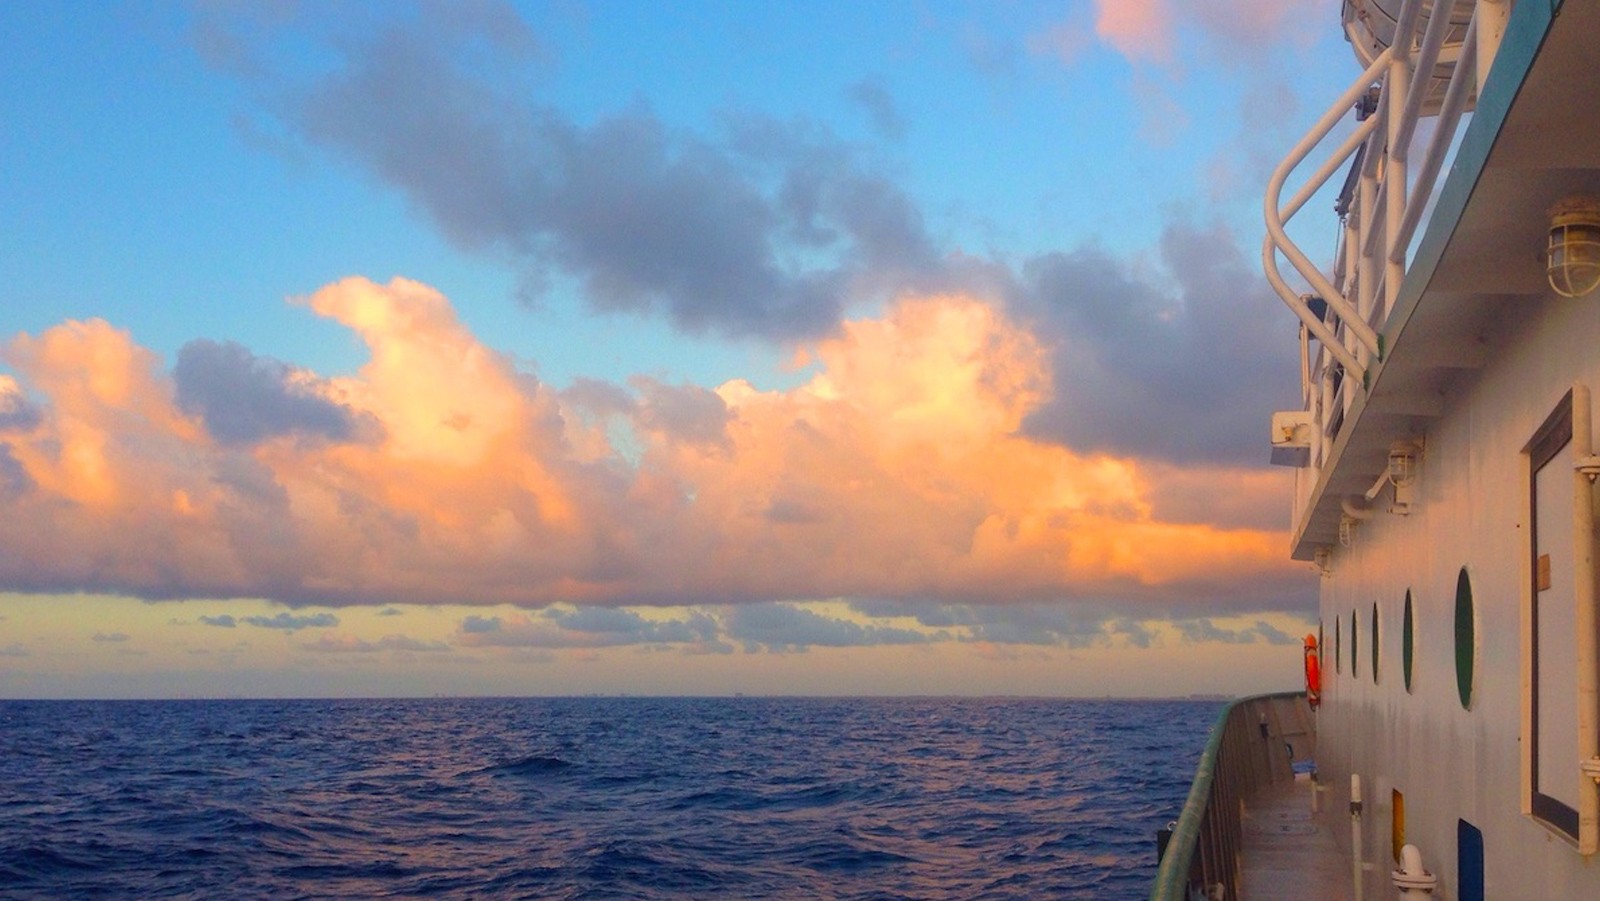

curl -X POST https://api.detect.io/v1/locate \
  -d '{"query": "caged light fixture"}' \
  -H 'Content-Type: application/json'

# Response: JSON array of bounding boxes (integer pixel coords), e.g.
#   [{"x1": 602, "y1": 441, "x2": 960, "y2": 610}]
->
[
  {"x1": 1339, "y1": 514, "x2": 1357, "y2": 548},
  {"x1": 1388, "y1": 441, "x2": 1420, "y2": 488},
  {"x1": 1548, "y1": 195, "x2": 1600, "y2": 298}
]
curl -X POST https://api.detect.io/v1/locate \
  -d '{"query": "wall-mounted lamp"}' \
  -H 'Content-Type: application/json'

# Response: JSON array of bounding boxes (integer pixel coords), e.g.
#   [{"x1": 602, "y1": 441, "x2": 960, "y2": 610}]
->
[
  {"x1": 1339, "y1": 515, "x2": 1357, "y2": 548},
  {"x1": 1548, "y1": 195, "x2": 1600, "y2": 298},
  {"x1": 1388, "y1": 441, "x2": 1421, "y2": 488},
  {"x1": 1314, "y1": 547, "x2": 1333, "y2": 577}
]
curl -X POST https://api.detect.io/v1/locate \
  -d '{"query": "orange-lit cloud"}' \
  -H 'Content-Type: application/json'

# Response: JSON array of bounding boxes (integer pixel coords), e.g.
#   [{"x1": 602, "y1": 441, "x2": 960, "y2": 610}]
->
[{"x1": 0, "y1": 277, "x2": 1299, "y2": 610}]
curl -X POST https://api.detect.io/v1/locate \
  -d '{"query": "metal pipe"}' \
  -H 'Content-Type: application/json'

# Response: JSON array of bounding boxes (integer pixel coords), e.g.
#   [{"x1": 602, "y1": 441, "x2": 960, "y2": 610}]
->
[
  {"x1": 1265, "y1": 47, "x2": 1394, "y2": 359},
  {"x1": 1573, "y1": 383, "x2": 1599, "y2": 854},
  {"x1": 1394, "y1": 0, "x2": 1459, "y2": 151},
  {"x1": 1476, "y1": 0, "x2": 1511, "y2": 96},
  {"x1": 1384, "y1": 40, "x2": 1410, "y2": 315},
  {"x1": 1395, "y1": 15, "x2": 1478, "y2": 255},
  {"x1": 1280, "y1": 115, "x2": 1383, "y2": 223},
  {"x1": 1264, "y1": 237, "x2": 1367, "y2": 378},
  {"x1": 1351, "y1": 773, "x2": 1365, "y2": 901}
]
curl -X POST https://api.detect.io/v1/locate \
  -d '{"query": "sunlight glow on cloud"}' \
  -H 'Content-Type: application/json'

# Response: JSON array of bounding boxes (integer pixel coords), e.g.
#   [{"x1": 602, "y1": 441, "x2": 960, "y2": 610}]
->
[{"x1": 0, "y1": 278, "x2": 1299, "y2": 611}]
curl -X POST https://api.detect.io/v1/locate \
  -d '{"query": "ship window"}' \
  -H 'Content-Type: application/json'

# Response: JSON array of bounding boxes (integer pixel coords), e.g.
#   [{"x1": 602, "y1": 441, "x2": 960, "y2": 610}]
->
[
  {"x1": 1524, "y1": 391, "x2": 1580, "y2": 839},
  {"x1": 1335, "y1": 618, "x2": 1342, "y2": 675},
  {"x1": 1351, "y1": 609, "x2": 1359, "y2": 680},
  {"x1": 1455, "y1": 568, "x2": 1474, "y2": 709},
  {"x1": 1371, "y1": 602, "x2": 1380, "y2": 684},
  {"x1": 1402, "y1": 590, "x2": 1415, "y2": 693}
]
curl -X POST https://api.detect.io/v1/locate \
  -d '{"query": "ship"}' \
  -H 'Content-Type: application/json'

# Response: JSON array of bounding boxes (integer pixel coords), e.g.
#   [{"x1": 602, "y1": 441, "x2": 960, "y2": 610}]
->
[{"x1": 1154, "y1": 0, "x2": 1600, "y2": 898}]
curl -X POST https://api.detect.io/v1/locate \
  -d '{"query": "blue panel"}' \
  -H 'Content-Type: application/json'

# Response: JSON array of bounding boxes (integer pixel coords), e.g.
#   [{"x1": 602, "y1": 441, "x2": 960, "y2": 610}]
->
[{"x1": 1457, "y1": 819, "x2": 1484, "y2": 901}]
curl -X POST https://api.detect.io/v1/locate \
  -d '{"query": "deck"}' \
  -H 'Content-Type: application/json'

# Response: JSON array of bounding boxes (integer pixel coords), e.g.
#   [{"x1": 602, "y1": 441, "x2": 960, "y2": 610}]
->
[{"x1": 1239, "y1": 776, "x2": 1351, "y2": 901}]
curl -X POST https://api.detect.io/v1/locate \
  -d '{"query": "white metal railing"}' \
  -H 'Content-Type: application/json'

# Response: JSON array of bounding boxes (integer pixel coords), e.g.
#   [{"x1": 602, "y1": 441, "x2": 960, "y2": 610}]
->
[{"x1": 1264, "y1": 1, "x2": 1507, "y2": 520}]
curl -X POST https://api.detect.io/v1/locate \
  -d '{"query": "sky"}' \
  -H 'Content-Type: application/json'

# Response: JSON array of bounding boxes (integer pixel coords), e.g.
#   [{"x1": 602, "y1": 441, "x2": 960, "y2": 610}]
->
[{"x1": 0, "y1": 0, "x2": 1360, "y2": 699}]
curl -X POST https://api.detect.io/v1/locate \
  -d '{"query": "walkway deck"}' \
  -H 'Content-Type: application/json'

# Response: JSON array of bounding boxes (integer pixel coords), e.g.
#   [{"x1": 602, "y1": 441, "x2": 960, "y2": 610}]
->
[{"x1": 1239, "y1": 776, "x2": 1351, "y2": 900}]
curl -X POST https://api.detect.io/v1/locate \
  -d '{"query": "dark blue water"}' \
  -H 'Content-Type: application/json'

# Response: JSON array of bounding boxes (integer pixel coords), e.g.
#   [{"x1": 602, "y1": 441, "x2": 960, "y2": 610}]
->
[{"x1": 0, "y1": 697, "x2": 1217, "y2": 899}]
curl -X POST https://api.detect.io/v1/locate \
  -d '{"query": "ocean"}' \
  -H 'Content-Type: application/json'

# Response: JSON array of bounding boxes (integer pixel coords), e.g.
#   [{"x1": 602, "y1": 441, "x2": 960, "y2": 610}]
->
[{"x1": 0, "y1": 697, "x2": 1219, "y2": 899}]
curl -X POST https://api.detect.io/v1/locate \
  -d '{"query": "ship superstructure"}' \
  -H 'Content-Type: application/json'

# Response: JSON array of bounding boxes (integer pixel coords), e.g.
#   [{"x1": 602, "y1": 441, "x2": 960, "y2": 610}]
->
[{"x1": 1158, "y1": 1, "x2": 1600, "y2": 898}]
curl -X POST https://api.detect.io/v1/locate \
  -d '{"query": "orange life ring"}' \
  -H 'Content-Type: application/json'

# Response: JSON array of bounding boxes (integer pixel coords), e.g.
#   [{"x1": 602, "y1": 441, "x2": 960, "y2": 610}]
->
[{"x1": 1303, "y1": 634, "x2": 1322, "y2": 709}]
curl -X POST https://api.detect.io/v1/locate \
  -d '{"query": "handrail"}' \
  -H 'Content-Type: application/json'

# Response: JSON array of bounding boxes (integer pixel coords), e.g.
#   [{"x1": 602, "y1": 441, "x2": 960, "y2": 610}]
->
[
  {"x1": 1265, "y1": 0, "x2": 1487, "y2": 532},
  {"x1": 1150, "y1": 691, "x2": 1312, "y2": 901}
]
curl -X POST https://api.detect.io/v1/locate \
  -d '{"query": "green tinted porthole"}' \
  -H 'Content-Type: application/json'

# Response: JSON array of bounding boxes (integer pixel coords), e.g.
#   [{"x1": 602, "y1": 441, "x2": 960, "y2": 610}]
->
[
  {"x1": 1351, "y1": 610, "x2": 1359, "y2": 679},
  {"x1": 1455, "y1": 568, "x2": 1475, "y2": 709},
  {"x1": 1371, "y1": 602, "x2": 1381, "y2": 684},
  {"x1": 1335, "y1": 618, "x2": 1342, "y2": 675},
  {"x1": 1402, "y1": 590, "x2": 1415, "y2": 693}
]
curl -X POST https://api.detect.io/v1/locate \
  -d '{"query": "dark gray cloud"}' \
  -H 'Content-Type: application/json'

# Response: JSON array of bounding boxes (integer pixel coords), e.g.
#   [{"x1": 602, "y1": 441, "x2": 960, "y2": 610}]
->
[
  {"x1": 92, "y1": 632, "x2": 130, "y2": 643},
  {"x1": 545, "y1": 606, "x2": 720, "y2": 644},
  {"x1": 244, "y1": 612, "x2": 338, "y2": 630},
  {"x1": 847, "y1": 79, "x2": 906, "y2": 141},
  {"x1": 0, "y1": 385, "x2": 41, "y2": 432},
  {"x1": 223, "y1": 12, "x2": 940, "y2": 342},
  {"x1": 1174, "y1": 617, "x2": 1296, "y2": 645},
  {"x1": 1014, "y1": 219, "x2": 1298, "y2": 464},
  {"x1": 174, "y1": 339, "x2": 372, "y2": 446},
  {"x1": 0, "y1": 643, "x2": 27, "y2": 657},
  {"x1": 723, "y1": 603, "x2": 928, "y2": 652},
  {"x1": 1252, "y1": 620, "x2": 1297, "y2": 645},
  {"x1": 301, "y1": 634, "x2": 451, "y2": 653},
  {"x1": 630, "y1": 378, "x2": 731, "y2": 449},
  {"x1": 199, "y1": 614, "x2": 238, "y2": 628},
  {"x1": 0, "y1": 444, "x2": 33, "y2": 501},
  {"x1": 456, "y1": 608, "x2": 723, "y2": 650}
]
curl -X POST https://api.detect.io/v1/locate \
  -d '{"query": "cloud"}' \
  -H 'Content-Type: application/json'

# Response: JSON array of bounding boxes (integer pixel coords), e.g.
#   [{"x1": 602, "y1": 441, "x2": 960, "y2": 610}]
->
[
  {"x1": 173, "y1": 339, "x2": 375, "y2": 446},
  {"x1": 0, "y1": 277, "x2": 1307, "y2": 613},
  {"x1": 301, "y1": 634, "x2": 450, "y2": 653},
  {"x1": 200, "y1": 612, "x2": 338, "y2": 631},
  {"x1": 846, "y1": 79, "x2": 906, "y2": 141},
  {"x1": 1092, "y1": 0, "x2": 1173, "y2": 64},
  {"x1": 722, "y1": 603, "x2": 928, "y2": 652},
  {"x1": 456, "y1": 607, "x2": 724, "y2": 650},
  {"x1": 198, "y1": 8, "x2": 939, "y2": 341},
  {"x1": 92, "y1": 632, "x2": 130, "y2": 642},
  {"x1": 1, "y1": 643, "x2": 29, "y2": 657},
  {"x1": 0, "y1": 375, "x2": 41, "y2": 432},
  {"x1": 1174, "y1": 617, "x2": 1298, "y2": 645},
  {"x1": 1070, "y1": 0, "x2": 1332, "y2": 68},
  {"x1": 1014, "y1": 218, "x2": 1297, "y2": 465},
  {"x1": 242, "y1": 612, "x2": 339, "y2": 631}
]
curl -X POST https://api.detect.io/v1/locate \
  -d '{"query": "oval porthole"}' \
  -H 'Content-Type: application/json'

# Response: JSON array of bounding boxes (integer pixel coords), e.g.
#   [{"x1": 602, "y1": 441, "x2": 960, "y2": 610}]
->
[
  {"x1": 1371, "y1": 602, "x2": 1381, "y2": 684},
  {"x1": 1402, "y1": 590, "x2": 1415, "y2": 693},
  {"x1": 1351, "y1": 609, "x2": 1359, "y2": 679},
  {"x1": 1455, "y1": 568, "x2": 1475, "y2": 709},
  {"x1": 1335, "y1": 618, "x2": 1342, "y2": 675}
]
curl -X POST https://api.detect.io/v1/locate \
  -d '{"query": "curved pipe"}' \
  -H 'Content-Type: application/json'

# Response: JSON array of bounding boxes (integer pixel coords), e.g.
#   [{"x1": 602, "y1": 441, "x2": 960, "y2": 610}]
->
[
  {"x1": 1342, "y1": 496, "x2": 1376, "y2": 520},
  {"x1": 1265, "y1": 46, "x2": 1394, "y2": 359}
]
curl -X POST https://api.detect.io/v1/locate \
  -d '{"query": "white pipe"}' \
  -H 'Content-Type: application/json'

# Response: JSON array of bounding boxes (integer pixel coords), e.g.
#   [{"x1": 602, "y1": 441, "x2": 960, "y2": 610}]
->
[
  {"x1": 1265, "y1": 47, "x2": 1395, "y2": 359},
  {"x1": 1574, "y1": 384, "x2": 1599, "y2": 854},
  {"x1": 1396, "y1": 17, "x2": 1478, "y2": 254},
  {"x1": 1476, "y1": 0, "x2": 1511, "y2": 96},
  {"x1": 1351, "y1": 773, "x2": 1365, "y2": 901},
  {"x1": 1263, "y1": 237, "x2": 1368, "y2": 378},
  {"x1": 1392, "y1": 843, "x2": 1438, "y2": 896},
  {"x1": 1384, "y1": 46, "x2": 1409, "y2": 315},
  {"x1": 1280, "y1": 115, "x2": 1383, "y2": 223},
  {"x1": 1342, "y1": 496, "x2": 1376, "y2": 520}
]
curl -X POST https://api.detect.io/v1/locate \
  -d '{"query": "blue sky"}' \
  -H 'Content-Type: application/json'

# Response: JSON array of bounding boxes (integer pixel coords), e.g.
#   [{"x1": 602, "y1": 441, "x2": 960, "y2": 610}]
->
[{"x1": 0, "y1": 0, "x2": 1356, "y2": 698}]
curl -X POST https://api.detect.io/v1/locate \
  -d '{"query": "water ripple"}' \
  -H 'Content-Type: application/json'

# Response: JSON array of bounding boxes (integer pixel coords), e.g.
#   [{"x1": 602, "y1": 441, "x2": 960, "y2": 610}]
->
[{"x1": 0, "y1": 697, "x2": 1217, "y2": 899}]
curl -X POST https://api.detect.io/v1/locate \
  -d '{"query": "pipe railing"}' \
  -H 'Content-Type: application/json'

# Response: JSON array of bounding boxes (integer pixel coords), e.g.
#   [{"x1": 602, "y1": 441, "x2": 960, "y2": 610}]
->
[
  {"x1": 1150, "y1": 692, "x2": 1314, "y2": 901},
  {"x1": 1266, "y1": 0, "x2": 1490, "y2": 532}
]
